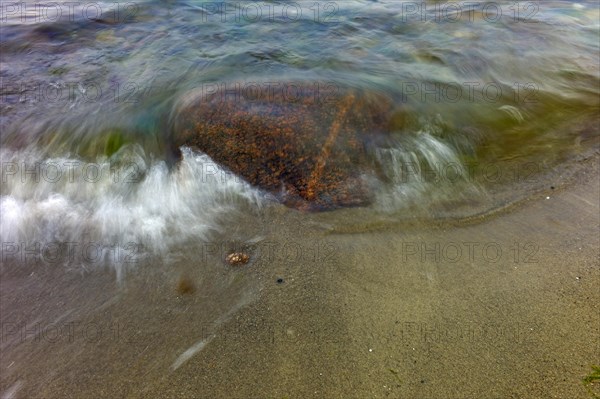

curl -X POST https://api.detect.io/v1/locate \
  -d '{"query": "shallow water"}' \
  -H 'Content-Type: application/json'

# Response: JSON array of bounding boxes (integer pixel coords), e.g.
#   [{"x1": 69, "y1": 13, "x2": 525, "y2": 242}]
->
[{"x1": 2, "y1": 1, "x2": 598, "y2": 251}]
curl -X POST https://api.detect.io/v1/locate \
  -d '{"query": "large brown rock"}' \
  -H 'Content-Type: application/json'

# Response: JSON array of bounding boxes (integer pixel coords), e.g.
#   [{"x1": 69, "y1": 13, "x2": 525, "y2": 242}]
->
[{"x1": 172, "y1": 84, "x2": 393, "y2": 210}]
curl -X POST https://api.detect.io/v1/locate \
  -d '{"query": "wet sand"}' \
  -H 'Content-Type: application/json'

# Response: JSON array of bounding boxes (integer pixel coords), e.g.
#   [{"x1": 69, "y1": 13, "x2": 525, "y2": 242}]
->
[{"x1": 1, "y1": 155, "x2": 599, "y2": 398}]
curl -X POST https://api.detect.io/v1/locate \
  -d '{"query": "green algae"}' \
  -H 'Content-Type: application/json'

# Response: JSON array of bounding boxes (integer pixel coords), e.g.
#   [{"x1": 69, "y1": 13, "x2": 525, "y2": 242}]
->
[{"x1": 583, "y1": 365, "x2": 600, "y2": 399}]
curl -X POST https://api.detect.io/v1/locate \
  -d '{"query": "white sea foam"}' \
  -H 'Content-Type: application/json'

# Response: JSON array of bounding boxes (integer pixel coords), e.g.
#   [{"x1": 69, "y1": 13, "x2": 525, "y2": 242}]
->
[
  {"x1": 0, "y1": 146, "x2": 265, "y2": 278},
  {"x1": 373, "y1": 131, "x2": 481, "y2": 212}
]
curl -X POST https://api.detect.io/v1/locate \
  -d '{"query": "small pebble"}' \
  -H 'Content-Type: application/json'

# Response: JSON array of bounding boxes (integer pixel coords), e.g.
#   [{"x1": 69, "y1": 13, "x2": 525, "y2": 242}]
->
[{"x1": 226, "y1": 252, "x2": 250, "y2": 265}]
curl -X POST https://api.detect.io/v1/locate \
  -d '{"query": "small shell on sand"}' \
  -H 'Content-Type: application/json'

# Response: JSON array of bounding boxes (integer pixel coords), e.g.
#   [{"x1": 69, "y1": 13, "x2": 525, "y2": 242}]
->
[{"x1": 226, "y1": 253, "x2": 250, "y2": 266}]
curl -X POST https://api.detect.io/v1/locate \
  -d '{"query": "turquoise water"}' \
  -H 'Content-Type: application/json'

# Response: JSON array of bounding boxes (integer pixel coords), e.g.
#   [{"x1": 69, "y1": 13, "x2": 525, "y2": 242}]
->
[{"x1": 1, "y1": 0, "x2": 599, "y2": 264}]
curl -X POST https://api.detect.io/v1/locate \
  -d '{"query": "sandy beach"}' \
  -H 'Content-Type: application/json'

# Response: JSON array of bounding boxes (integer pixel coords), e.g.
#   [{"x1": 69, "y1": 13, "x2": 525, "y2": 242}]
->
[{"x1": 1, "y1": 152, "x2": 598, "y2": 399}]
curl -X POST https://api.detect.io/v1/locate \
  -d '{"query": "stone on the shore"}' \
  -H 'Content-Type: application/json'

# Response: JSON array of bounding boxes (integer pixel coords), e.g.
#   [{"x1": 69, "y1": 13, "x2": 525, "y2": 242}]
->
[{"x1": 172, "y1": 84, "x2": 394, "y2": 210}]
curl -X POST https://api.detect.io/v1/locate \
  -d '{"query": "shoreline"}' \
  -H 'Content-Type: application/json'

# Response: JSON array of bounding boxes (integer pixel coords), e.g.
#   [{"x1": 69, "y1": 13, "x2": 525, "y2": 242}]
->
[{"x1": 1, "y1": 154, "x2": 598, "y2": 398}]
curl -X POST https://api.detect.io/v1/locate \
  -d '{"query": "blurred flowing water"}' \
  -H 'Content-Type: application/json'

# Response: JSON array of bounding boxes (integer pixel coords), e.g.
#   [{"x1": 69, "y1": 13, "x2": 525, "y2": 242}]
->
[{"x1": 1, "y1": 0, "x2": 599, "y2": 265}]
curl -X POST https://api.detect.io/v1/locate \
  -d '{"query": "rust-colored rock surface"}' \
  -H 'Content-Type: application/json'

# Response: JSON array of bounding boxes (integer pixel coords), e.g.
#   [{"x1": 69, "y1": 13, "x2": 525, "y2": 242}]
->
[{"x1": 172, "y1": 85, "x2": 393, "y2": 210}]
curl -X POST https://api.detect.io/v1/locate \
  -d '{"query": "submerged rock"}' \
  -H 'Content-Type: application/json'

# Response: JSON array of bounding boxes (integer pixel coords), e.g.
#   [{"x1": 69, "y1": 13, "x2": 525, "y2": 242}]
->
[{"x1": 172, "y1": 84, "x2": 394, "y2": 210}]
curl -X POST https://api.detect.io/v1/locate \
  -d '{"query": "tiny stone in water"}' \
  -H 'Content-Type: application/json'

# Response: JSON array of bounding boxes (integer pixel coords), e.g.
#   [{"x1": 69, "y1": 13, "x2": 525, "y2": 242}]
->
[{"x1": 226, "y1": 253, "x2": 250, "y2": 265}]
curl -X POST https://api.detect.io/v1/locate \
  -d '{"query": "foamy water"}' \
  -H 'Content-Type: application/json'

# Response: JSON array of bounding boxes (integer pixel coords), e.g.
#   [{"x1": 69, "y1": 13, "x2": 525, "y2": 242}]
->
[
  {"x1": 1, "y1": 0, "x2": 598, "y2": 275},
  {"x1": 373, "y1": 128, "x2": 483, "y2": 212},
  {"x1": 0, "y1": 146, "x2": 266, "y2": 278},
  {"x1": 1, "y1": 123, "x2": 486, "y2": 275}
]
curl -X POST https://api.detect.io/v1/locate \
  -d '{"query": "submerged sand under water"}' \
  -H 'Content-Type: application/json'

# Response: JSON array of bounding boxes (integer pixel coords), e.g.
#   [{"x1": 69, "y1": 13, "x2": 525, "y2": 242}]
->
[{"x1": 0, "y1": 154, "x2": 598, "y2": 399}]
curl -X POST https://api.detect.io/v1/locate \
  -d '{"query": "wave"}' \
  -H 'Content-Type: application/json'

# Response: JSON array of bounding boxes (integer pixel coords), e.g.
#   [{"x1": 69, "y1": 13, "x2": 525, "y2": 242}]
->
[{"x1": 0, "y1": 146, "x2": 266, "y2": 279}]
